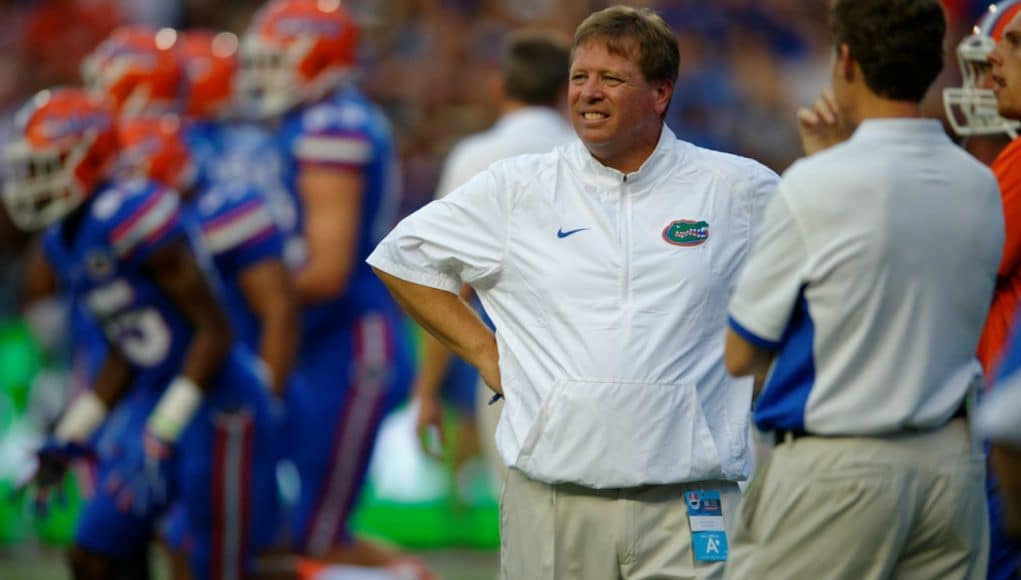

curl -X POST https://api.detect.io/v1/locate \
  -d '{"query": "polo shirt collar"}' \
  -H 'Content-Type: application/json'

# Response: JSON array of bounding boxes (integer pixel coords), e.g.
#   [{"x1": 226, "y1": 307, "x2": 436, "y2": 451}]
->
[
  {"x1": 851, "y1": 118, "x2": 946, "y2": 142},
  {"x1": 574, "y1": 123, "x2": 680, "y2": 189},
  {"x1": 495, "y1": 106, "x2": 566, "y2": 129}
]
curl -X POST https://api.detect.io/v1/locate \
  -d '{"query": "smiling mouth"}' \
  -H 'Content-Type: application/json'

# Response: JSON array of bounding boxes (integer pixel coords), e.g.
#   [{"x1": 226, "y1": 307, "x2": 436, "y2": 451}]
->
[
  {"x1": 580, "y1": 111, "x2": 609, "y2": 121},
  {"x1": 993, "y1": 74, "x2": 1007, "y2": 91}
]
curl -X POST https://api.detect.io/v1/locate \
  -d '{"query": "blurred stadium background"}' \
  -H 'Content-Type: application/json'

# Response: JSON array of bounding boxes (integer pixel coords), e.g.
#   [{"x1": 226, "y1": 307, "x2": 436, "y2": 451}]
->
[{"x1": 0, "y1": 0, "x2": 998, "y2": 578}]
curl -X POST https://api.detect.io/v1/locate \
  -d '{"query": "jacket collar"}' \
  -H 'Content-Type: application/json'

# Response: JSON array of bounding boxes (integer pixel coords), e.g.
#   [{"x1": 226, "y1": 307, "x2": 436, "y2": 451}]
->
[{"x1": 570, "y1": 124, "x2": 681, "y2": 189}]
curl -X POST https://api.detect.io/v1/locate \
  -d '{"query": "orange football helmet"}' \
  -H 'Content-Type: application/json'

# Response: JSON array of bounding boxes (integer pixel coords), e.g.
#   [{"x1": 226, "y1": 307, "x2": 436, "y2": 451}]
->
[
  {"x1": 2, "y1": 88, "x2": 118, "y2": 231},
  {"x1": 943, "y1": 0, "x2": 1021, "y2": 138},
  {"x1": 180, "y1": 30, "x2": 240, "y2": 119},
  {"x1": 239, "y1": 0, "x2": 359, "y2": 117},
  {"x1": 82, "y1": 26, "x2": 185, "y2": 118},
  {"x1": 117, "y1": 114, "x2": 195, "y2": 193}
]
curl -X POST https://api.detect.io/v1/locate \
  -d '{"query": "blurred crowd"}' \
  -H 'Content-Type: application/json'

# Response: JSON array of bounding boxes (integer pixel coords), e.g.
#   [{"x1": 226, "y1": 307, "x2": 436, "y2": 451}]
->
[{"x1": 0, "y1": 0, "x2": 999, "y2": 310}]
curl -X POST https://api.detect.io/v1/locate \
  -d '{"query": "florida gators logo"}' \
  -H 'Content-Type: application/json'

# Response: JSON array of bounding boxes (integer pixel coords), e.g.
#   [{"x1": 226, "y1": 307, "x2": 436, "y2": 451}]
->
[
  {"x1": 663, "y1": 220, "x2": 709, "y2": 247},
  {"x1": 686, "y1": 491, "x2": 702, "y2": 512}
]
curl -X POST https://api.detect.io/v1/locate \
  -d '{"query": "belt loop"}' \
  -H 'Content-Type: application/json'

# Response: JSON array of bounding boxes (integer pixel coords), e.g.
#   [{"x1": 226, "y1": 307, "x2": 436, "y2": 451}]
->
[{"x1": 784, "y1": 431, "x2": 795, "y2": 446}]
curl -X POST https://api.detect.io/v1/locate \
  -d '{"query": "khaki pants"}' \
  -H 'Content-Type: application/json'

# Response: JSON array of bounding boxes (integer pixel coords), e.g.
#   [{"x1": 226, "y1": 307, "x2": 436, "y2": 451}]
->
[
  {"x1": 725, "y1": 419, "x2": 989, "y2": 580},
  {"x1": 500, "y1": 467, "x2": 741, "y2": 580}
]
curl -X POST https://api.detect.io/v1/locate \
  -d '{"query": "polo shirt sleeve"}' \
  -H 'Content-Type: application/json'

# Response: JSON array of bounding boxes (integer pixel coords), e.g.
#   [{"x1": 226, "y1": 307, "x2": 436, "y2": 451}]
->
[
  {"x1": 367, "y1": 166, "x2": 507, "y2": 293},
  {"x1": 727, "y1": 185, "x2": 809, "y2": 348}
]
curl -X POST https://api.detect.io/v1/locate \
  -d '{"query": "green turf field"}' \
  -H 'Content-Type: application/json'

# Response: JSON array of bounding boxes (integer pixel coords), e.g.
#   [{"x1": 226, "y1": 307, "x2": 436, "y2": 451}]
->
[{"x1": 0, "y1": 546, "x2": 499, "y2": 580}]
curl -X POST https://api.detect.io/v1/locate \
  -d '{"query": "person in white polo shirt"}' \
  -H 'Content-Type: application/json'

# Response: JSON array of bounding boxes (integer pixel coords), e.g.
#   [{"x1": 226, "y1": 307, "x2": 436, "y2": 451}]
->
[
  {"x1": 368, "y1": 5, "x2": 778, "y2": 579},
  {"x1": 723, "y1": 0, "x2": 1003, "y2": 578}
]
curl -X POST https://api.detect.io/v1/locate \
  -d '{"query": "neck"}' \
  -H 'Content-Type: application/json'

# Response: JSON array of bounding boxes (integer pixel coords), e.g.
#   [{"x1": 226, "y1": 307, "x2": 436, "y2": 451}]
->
[
  {"x1": 849, "y1": 92, "x2": 924, "y2": 126},
  {"x1": 590, "y1": 126, "x2": 662, "y2": 174},
  {"x1": 498, "y1": 99, "x2": 529, "y2": 116},
  {"x1": 61, "y1": 198, "x2": 92, "y2": 244}
]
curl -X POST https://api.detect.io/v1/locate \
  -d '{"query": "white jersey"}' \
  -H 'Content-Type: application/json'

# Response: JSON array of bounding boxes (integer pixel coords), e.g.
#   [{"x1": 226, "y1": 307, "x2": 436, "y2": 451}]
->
[{"x1": 369, "y1": 126, "x2": 778, "y2": 487}]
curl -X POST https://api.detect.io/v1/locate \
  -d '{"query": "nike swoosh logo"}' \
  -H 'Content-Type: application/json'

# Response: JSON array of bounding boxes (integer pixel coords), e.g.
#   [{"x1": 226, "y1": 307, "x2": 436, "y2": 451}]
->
[{"x1": 557, "y1": 227, "x2": 589, "y2": 239}]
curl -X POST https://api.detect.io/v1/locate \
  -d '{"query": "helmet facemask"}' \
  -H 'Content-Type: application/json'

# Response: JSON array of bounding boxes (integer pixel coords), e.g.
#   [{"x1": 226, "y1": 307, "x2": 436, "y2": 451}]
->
[
  {"x1": 239, "y1": 35, "x2": 300, "y2": 118},
  {"x1": 2, "y1": 132, "x2": 96, "y2": 231},
  {"x1": 238, "y1": 34, "x2": 349, "y2": 118},
  {"x1": 944, "y1": 33, "x2": 1021, "y2": 139}
]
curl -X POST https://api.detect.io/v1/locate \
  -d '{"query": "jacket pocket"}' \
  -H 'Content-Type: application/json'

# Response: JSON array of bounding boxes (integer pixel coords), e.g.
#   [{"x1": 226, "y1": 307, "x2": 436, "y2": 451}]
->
[{"x1": 515, "y1": 379, "x2": 722, "y2": 488}]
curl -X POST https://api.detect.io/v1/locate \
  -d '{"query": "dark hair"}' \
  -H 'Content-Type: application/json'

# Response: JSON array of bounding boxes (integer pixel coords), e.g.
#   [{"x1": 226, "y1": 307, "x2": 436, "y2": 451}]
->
[
  {"x1": 503, "y1": 30, "x2": 571, "y2": 107},
  {"x1": 573, "y1": 5, "x2": 679, "y2": 86},
  {"x1": 830, "y1": 0, "x2": 945, "y2": 102}
]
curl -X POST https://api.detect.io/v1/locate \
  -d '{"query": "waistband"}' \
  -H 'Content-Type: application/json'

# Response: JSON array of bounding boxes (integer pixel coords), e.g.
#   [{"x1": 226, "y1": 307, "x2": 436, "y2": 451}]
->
[{"x1": 772, "y1": 402, "x2": 968, "y2": 447}]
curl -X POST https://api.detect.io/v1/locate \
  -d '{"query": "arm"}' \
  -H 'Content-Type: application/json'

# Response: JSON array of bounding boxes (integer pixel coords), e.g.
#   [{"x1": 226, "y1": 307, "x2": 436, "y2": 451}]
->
[
  {"x1": 237, "y1": 259, "x2": 299, "y2": 397},
  {"x1": 726, "y1": 190, "x2": 807, "y2": 394},
  {"x1": 294, "y1": 166, "x2": 363, "y2": 303},
  {"x1": 50, "y1": 341, "x2": 134, "y2": 445},
  {"x1": 91, "y1": 344, "x2": 135, "y2": 407},
  {"x1": 30, "y1": 344, "x2": 134, "y2": 495},
  {"x1": 413, "y1": 284, "x2": 476, "y2": 454},
  {"x1": 374, "y1": 269, "x2": 501, "y2": 394},
  {"x1": 146, "y1": 239, "x2": 232, "y2": 389},
  {"x1": 21, "y1": 239, "x2": 58, "y2": 307},
  {"x1": 416, "y1": 332, "x2": 455, "y2": 402},
  {"x1": 989, "y1": 443, "x2": 1021, "y2": 538},
  {"x1": 724, "y1": 329, "x2": 774, "y2": 396},
  {"x1": 141, "y1": 239, "x2": 232, "y2": 444}
]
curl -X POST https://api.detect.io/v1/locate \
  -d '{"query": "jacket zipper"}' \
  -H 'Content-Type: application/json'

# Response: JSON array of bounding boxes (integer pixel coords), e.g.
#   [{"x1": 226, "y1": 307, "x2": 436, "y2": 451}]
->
[{"x1": 620, "y1": 173, "x2": 631, "y2": 305}]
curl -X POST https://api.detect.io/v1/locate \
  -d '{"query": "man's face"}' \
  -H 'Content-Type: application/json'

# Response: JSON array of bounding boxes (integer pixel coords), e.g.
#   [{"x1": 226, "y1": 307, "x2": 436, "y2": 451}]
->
[
  {"x1": 990, "y1": 12, "x2": 1021, "y2": 120},
  {"x1": 568, "y1": 38, "x2": 671, "y2": 171}
]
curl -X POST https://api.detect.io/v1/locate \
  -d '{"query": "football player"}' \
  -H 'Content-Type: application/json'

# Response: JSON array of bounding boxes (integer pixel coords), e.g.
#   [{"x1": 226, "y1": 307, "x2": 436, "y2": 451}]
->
[
  {"x1": 117, "y1": 109, "x2": 298, "y2": 579},
  {"x1": 944, "y1": 2, "x2": 1021, "y2": 578},
  {"x1": 4, "y1": 87, "x2": 279, "y2": 580},
  {"x1": 239, "y1": 0, "x2": 419, "y2": 573}
]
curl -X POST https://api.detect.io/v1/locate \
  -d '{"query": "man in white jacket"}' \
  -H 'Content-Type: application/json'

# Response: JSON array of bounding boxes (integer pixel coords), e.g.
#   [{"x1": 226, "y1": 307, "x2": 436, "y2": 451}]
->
[{"x1": 368, "y1": 5, "x2": 777, "y2": 579}]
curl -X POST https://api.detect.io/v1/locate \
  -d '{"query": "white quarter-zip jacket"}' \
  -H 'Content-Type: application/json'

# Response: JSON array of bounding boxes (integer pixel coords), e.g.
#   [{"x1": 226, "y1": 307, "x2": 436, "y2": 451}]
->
[{"x1": 368, "y1": 126, "x2": 778, "y2": 487}]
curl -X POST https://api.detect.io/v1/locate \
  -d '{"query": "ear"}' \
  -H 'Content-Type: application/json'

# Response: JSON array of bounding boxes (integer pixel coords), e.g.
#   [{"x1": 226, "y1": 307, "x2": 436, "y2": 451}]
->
[
  {"x1": 837, "y1": 43, "x2": 855, "y2": 83},
  {"x1": 652, "y1": 80, "x2": 674, "y2": 117}
]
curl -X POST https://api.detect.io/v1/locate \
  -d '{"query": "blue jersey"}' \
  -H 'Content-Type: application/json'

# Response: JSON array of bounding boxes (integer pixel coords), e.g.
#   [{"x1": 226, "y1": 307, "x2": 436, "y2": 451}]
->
[
  {"x1": 69, "y1": 299, "x2": 107, "y2": 383},
  {"x1": 184, "y1": 119, "x2": 291, "y2": 353},
  {"x1": 190, "y1": 182, "x2": 285, "y2": 353},
  {"x1": 186, "y1": 120, "x2": 286, "y2": 194},
  {"x1": 42, "y1": 178, "x2": 257, "y2": 409},
  {"x1": 275, "y1": 84, "x2": 403, "y2": 339},
  {"x1": 989, "y1": 326, "x2": 1021, "y2": 579},
  {"x1": 186, "y1": 120, "x2": 298, "y2": 264}
]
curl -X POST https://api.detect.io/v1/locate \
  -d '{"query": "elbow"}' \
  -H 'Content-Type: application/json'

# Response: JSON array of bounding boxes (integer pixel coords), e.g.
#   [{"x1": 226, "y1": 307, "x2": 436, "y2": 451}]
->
[
  {"x1": 298, "y1": 265, "x2": 348, "y2": 303},
  {"x1": 723, "y1": 327, "x2": 765, "y2": 378},
  {"x1": 724, "y1": 350, "x2": 753, "y2": 378}
]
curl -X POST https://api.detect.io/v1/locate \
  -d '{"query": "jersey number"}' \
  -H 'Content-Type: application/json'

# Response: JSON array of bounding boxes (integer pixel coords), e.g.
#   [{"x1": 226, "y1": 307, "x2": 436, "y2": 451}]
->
[{"x1": 106, "y1": 308, "x2": 172, "y2": 367}]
